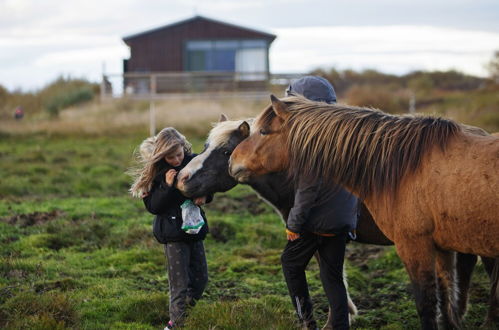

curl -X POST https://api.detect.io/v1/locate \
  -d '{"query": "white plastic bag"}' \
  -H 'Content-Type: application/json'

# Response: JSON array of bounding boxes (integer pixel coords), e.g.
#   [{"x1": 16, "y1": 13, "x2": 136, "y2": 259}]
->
[{"x1": 181, "y1": 200, "x2": 205, "y2": 234}]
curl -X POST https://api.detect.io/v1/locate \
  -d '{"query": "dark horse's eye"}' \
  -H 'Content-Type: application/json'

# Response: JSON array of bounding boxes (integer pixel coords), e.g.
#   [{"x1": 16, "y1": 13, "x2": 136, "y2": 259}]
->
[{"x1": 223, "y1": 150, "x2": 232, "y2": 156}]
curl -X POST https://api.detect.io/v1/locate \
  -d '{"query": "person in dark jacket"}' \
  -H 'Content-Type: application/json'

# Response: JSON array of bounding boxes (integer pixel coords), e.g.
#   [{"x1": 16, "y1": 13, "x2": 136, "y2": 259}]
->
[
  {"x1": 130, "y1": 127, "x2": 211, "y2": 329},
  {"x1": 282, "y1": 76, "x2": 358, "y2": 330}
]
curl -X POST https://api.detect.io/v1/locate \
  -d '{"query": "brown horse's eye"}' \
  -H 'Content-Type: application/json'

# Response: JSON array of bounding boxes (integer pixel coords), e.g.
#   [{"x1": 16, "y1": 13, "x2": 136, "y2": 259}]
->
[{"x1": 259, "y1": 128, "x2": 268, "y2": 136}]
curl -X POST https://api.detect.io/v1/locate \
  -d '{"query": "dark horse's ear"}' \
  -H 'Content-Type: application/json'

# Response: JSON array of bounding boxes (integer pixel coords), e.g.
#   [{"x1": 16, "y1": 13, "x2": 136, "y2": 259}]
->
[
  {"x1": 238, "y1": 121, "x2": 250, "y2": 138},
  {"x1": 219, "y1": 113, "x2": 228, "y2": 122},
  {"x1": 270, "y1": 94, "x2": 290, "y2": 119}
]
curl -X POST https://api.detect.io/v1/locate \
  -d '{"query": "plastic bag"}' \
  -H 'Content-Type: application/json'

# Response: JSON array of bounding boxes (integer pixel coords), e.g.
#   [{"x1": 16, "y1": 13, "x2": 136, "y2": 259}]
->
[{"x1": 181, "y1": 200, "x2": 205, "y2": 234}]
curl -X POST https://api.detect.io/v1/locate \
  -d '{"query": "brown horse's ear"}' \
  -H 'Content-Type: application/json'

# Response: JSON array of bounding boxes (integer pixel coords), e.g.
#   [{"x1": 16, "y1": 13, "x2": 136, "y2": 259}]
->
[
  {"x1": 270, "y1": 94, "x2": 290, "y2": 119},
  {"x1": 219, "y1": 113, "x2": 228, "y2": 122},
  {"x1": 238, "y1": 121, "x2": 250, "y2": 138}
]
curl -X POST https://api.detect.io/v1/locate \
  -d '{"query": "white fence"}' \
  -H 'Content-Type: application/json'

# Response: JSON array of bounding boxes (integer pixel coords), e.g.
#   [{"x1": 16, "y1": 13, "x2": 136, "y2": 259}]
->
[
  {"x1": 101, "y1": 71, "x2": 304, "y2": 135},
  {"x1": 100, "y1": 72, "x2": 304, "y2": 100}
]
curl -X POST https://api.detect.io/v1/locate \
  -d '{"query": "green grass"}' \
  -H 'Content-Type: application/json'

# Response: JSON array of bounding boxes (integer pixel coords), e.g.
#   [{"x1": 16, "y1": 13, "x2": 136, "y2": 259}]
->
[{"x1": 0, "y1": 134, "x2": 492, "y2": 329}]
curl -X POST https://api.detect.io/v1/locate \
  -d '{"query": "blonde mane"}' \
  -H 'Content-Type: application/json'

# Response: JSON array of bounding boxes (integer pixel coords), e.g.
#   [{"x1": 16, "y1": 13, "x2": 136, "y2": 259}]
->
[
  {"x1": 208, "y1": 118, "x2": 254, "y2": 147},
  {"x1": 266, "y1": 96, "x2": 462, "y2": 198}
]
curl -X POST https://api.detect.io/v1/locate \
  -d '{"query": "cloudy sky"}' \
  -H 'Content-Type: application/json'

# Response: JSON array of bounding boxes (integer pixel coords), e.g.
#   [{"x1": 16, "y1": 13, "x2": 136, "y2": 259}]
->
[{"x1": 1, "y1": 0, "x2": 499, "y2": 91}]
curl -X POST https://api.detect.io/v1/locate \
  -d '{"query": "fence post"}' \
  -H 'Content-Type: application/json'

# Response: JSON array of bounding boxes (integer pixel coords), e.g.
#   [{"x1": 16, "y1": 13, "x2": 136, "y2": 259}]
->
[
  {"x1": 100, "y1": 75, "x2": 106, "y2": 101},
  {"x1": 149, "y1": 74, "x2": 157, "y2": 136},
  {"x1": 149, "y1": 101, "x2": 156, "y2": 136},
  {"x1": 409, "y1": 91, "x2": 416, "y2": 114}
]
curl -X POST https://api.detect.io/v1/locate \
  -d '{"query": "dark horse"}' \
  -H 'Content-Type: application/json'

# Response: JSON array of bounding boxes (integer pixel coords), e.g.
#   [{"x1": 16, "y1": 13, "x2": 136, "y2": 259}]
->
[
  {"x1": 228, "y1": 95, "x2": 499, "y2": 329},
  {"x1": 176, "y1": 114, "x2": 496, "y2": 329}
]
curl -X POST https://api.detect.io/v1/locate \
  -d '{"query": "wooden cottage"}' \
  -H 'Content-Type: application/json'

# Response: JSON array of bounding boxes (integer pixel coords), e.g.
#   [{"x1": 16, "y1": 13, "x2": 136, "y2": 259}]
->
[{"x1": 122, "y1": 16, "x2": 276, "y2": 93}]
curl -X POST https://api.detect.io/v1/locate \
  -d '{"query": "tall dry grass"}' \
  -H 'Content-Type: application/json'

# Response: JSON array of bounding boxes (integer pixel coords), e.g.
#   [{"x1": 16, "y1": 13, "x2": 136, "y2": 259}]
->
[
  {"x1": 1, "y1": 82, "x2": 498, "y2": 137},
  {"x1": 0, "y1": 97, "x2": 269, "y2": 138}
]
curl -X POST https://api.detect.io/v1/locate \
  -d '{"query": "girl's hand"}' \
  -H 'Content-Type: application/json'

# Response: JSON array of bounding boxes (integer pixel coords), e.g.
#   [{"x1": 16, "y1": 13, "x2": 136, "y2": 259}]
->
[
  {"x1": 165, "y1": 169, "x2": 177, "y2": 186},
  {"x1": 194, "y1": 196, "x2": 206, "y2": 206},
  {"x1": 286, "y1": 229, "x2": 300, "y2": 241}
]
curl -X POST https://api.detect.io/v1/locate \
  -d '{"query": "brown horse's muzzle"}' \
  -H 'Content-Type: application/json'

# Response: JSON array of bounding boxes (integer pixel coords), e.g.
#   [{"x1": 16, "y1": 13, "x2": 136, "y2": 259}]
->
[{"x1": 228, "y1": 158, "x2": 250, "y2": 183}]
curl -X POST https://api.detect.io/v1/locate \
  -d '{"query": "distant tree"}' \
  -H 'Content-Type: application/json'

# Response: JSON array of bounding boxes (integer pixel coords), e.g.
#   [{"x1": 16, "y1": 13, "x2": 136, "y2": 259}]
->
[
  {"x1": 405, "y1": 70, "x2": 482, "y2": 91},
  {"x1": 39, "y1": 76, "x2": 98, "y2": 117},
  {"x1": 486, "y1": 50, "x2": 499, "y2": 83}
]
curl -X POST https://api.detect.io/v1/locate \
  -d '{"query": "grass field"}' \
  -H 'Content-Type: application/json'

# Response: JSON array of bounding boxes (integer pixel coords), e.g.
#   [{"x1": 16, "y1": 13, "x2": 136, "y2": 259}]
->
[{"x1": 0, "y1": 125, "x2": 493, "y2": 330}]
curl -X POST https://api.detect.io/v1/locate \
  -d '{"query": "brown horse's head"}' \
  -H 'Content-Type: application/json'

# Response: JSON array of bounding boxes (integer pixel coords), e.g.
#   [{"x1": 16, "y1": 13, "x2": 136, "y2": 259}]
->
[
  {"x1": 229, "y1": 95, "x2": 291, "y2": 182},
  {"x1": 233, "y1": 93, "x2": 462, "y2": 199}
]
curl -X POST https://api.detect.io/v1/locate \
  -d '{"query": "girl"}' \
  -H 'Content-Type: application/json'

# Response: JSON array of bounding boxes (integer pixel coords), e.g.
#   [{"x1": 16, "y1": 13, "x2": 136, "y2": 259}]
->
[{"x1": 130, "y1": 127, "x2": 211, "y2": 329}]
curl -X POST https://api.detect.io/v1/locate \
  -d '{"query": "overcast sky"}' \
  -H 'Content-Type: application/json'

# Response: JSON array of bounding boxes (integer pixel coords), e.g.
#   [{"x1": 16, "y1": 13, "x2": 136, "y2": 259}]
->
[{"x1": 1, "y1": 0, "x2": 499, "y2": 91}]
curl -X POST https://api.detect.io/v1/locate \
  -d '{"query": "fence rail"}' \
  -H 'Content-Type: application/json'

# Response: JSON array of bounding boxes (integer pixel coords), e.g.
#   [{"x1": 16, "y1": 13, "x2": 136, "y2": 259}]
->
[
  {"x1": 101, "y1": 72, "x2": 304, "y2": 100},
  {"x1": 101, "y1": 71, "x2": 304, "y2": 136}
]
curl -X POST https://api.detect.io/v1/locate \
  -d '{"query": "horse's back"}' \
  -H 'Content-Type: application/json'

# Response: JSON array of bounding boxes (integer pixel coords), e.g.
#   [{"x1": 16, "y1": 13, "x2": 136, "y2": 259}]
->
[{"x1": 420, "y1": 132, "x2": 499, "y2": 256}]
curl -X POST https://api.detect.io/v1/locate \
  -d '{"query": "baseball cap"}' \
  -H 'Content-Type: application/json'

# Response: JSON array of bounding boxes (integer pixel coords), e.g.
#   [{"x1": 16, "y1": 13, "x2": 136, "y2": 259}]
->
[{"x1": 285, "y1": 76, "x2": 337, "y2": 103}]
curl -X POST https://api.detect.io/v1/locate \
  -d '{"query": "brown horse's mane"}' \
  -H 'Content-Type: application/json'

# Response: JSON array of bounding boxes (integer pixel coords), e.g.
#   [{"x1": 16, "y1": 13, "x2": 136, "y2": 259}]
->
[{"x1": 258, "y1": 96, "x2": 463, "y2": 198}]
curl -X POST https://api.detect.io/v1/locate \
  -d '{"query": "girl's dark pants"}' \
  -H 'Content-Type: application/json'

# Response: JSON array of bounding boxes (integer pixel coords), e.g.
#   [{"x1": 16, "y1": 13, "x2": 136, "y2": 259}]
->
[
  {"x1": 281, "y1": 232, "x2": 349, "y2": 330},
  {"x1": 164, "y1": 240, "x2": 208, "y2": 326}
]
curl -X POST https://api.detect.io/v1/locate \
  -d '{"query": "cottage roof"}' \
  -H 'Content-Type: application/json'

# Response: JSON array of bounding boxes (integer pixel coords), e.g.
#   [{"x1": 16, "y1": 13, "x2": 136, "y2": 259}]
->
[{"x1": 123, "y1": 15, "x2": 276, "y2": 42}]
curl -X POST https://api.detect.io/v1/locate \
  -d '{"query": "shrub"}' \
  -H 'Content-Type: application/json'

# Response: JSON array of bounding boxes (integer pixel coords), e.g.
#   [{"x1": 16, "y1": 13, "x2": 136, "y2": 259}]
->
[
  {"x1": 45, "y1": 86, "x2": 94, "y2": 117},
  {"x1": 344, "y1": 84, "x2": 409, "y2": 114},
  {"x1": 0, "y1": 76, "x2": 98, "y2": 118}
]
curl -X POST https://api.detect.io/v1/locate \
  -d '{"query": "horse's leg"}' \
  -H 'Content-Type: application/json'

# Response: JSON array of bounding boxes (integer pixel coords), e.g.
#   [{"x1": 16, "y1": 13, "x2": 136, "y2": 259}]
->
[
  {"x1": 482, "y1": 256, "x2": 496, "y2": 278},
  {"x1": 345, "y1": 268, "x2": 359, "y2": 325},
  {"x1": 396, "y1": 239, "x2": 438, "y2": 330},
  {"x1": 483, "y1": 257, "x2": 499, "y2": 327},
  {"x1": 435, "y1": 249, "x2": 461, "y2": 329},
  {"x1": 315, "y1": 252, "x2": 357, "y2": 330},
  {"x1": 454, "y1": 253, "x2": 477, "y2": 319}
]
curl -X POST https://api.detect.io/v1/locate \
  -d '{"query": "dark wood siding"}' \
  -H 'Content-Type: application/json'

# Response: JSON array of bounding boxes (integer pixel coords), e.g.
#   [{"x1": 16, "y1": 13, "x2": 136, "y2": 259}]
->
[{"x1": 123, "y1": 16, "x2": 275, "y2": 73}]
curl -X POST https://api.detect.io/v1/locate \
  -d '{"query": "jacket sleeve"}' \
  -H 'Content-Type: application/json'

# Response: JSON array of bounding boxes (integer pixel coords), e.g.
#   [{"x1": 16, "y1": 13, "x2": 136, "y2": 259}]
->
[
  {"x1": 286, "y1": 179, "x2": 320, "y2": 233},
  {"x1": 143, "y1": 176, "x2": 176, "y2": 215}
]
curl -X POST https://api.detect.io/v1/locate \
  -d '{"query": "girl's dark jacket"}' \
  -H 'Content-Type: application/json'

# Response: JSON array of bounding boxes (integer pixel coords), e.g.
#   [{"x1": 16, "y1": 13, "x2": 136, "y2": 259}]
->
[{"x1": 143, "y1": 153, "x2": 212, "y2": 243}]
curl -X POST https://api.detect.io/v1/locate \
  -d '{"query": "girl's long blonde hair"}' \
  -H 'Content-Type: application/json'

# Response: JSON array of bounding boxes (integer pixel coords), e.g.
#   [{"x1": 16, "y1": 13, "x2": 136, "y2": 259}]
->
[{"x1": 129, "y1": 127, "x2": 192, "y2": 198}]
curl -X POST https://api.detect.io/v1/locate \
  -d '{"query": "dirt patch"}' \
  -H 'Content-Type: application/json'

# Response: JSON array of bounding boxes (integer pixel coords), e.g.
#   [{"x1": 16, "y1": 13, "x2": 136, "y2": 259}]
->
[
  {"x1": 209, "y1": 220, "x2": 236, "y2": 243},
  {"x1": 207, "y1": 194, "x2": 268, "y2": 215},
  {"x1": 345, "y1": 244, "x2": 390, "y2": 269},
  {"x1": 1, "y1": 210, "x2": 64, "y2": 227}
]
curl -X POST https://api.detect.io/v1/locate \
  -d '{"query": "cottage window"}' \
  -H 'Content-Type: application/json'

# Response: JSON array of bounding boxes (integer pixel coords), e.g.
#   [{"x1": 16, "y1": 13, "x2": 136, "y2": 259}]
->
[{"x1": 185, "y1": 39, "x2": 267, "y2": 79}]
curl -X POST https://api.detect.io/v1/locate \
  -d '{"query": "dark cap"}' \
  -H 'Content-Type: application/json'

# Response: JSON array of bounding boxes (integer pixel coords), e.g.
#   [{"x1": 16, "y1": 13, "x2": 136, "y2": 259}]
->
[{"x1": 285, "y1": 76, "x2": 337, "y2": 103}]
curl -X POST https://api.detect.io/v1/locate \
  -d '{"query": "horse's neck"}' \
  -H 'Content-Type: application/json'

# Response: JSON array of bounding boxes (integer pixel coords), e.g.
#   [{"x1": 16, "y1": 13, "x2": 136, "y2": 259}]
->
[{"x1": 247, "y1": 173, "x2": 294, "y2": 222}]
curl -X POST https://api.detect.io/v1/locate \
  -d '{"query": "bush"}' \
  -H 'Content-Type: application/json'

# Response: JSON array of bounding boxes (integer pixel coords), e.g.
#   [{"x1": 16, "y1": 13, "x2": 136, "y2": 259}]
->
[
  {"x1": 45, "y1": 86, "x2": 94, "y2": 117},
  {"x1": 0, "y1": 76, "x2": 98, "y2": 118},
  {"x1": 405, "y1": 70, "x2": 483, "y2": 91},
  {"x1": 344, "y1": 84, "x2": 409, "y2": 114}
]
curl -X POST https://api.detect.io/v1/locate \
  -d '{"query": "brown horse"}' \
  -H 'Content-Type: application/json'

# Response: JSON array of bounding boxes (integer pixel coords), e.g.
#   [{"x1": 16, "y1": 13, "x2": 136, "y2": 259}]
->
[
  {"x1": 229, "y1": 95, "x2": 499, "y2": 329},
  {"x1": 177, "y1": 115, "x2": 496, "y2": 328}
]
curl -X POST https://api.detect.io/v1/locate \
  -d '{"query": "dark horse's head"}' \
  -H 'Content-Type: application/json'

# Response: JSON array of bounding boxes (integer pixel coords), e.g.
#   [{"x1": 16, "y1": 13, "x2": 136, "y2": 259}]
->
[{"x1": 176, "y1": 115, "x2": 251, "y2": 198}]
